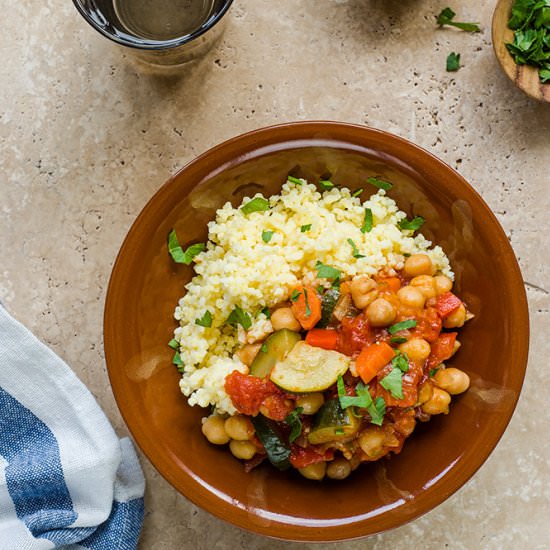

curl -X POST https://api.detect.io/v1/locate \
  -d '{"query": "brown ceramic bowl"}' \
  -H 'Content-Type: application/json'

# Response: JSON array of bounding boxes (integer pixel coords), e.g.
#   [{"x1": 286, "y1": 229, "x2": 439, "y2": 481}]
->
[{"x1": 104, "y1": 122, "x2": 529, "y2": 541}]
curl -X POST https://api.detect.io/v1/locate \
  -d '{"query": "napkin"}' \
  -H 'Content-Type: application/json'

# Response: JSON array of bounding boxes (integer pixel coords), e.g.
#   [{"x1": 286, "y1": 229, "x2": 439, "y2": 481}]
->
[{"x1": 0, "y1": 304, "x2": 145, "y2": 549}]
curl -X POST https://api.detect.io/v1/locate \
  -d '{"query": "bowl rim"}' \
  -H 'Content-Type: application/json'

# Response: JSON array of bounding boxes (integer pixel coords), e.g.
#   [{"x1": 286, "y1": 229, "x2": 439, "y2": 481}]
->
[{"x1": 104, "y1": 120, "x2": 530, "y2": 541}]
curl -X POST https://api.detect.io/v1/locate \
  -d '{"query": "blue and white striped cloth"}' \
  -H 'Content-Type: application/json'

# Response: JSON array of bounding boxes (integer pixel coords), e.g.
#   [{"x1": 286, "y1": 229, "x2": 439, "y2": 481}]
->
[{"x1": 0, "y1": 305, "x2": 145, "y2": 549}]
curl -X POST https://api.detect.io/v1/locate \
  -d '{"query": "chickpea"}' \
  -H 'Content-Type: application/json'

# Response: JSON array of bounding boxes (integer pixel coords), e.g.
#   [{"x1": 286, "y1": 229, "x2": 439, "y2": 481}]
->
[
  {"x1": 224, "y1": 415, "x2": 254, "y2": 441},
  {"x1": 358, "y1": 427, "x2": 386, "y2": 459},
  {"x1": 327, "y1": 458, "x2": 352, "y2": 480},
  {"x1": 350, "y1": 275, "x2": 378, "y2": 309},
  {"x1": 434, "y1": 274, "x2": 453, "y2": 295},
  {"x1": 443, "y1": 304, "x2": 466, "y2": 328},
  {"x1": 409, "y1": 275, "x2": 437, "y2": 299},
  {"x1": 434, "y1": 367, "x2": 470, "y2": 395},
  {"x1": 397, "y1": 285, "x2": 426, "y2": 309},
  {"x1": 421, "y1": 387, "x2": 451, "y2": 415},
  {"x1": 271, "y1": 307, "x2": 301, "y2": 332},
  {"x1": 416, "y1": 381, "x2": 433, "y2": 405},
  {"x1": 366, "y1": 298, "x2": 396, "y2": 327},
  {"x1": 201, "y1": 415, "x2": 230, "y2": 445},
  {"x1": 236, "y1": 343, "x2": 262, "y2": 366},
  {"x1": 299, "y1": 461, "x2": 326, "y2": 480},
  {"x1": 403, "y1": 254, "x2": 434, "y2": 277},
  {"x1": 296, "y1": 392, "x2": 324, "y2": 415},
  {"x1": 229, "y1": 440, "x2": 256, "y2": 460},
  {"x1": 399, "y1": 338, "x2": 431, "y2": 362}
]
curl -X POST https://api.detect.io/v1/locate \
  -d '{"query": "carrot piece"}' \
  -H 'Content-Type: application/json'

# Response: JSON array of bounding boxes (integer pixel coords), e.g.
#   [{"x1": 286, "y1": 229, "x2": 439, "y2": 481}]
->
[
  {"x1": 378, "y1": 277, "x2": 401, "y2": 293},
  {"x1": 435, "y1": 292, "x2": 462, "y2": 318},
  {"x1": 356, "y1": 342, "x2": 396, "y2": 384},
  {"x1": 339, "y1": 281, "x2": 352, "y2": 294},
  {"x1": 291, "y1": 285, "x2": 322, "y2": 330},
  {"x1": 305, "y1": 329, "x2": 339, "y2": 350}
]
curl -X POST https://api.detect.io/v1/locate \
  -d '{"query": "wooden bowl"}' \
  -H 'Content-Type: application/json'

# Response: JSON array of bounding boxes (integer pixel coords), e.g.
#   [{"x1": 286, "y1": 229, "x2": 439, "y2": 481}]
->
[
  {"x1": 104, "y1": 122, "x2": 529, "y2": 541},
  {"x1": 492, "y1": 0, "x2": 550, "y2": 102}
]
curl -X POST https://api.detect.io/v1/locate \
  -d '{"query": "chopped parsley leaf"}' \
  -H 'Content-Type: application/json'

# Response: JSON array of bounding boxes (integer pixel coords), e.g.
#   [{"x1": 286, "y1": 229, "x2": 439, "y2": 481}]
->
[
  {"x1": 168, "y1": 230, "x2": 205, "y2": 265},
  {"x1": 168, "y1": 338, "x2": 179, "y2": 350},
  {"x1": 380, "y1": 368, "x2": 404, "y2": 399},
  {"x1": 388, "y1": 319, "x2": 417, "y2": 334},
  {"x1": 347, "y1": 238, "x2": 365, "y2": 259},
  {"x1": 437, "y1": 7, "x2": 481, "y2": 32},
  {"x1": 240, "y1": 197, "x2": 270, "y2": 215},
  {"x1": 369, "y1": 397, "x2": 386, "y2": 426},
  {"x1": 391, "y1": 350, "x2": 409, "y2": 372},
  {"x1": 172, "y1": 351, "x2": 183, "y2": 366},
  {"x1": 319, "y1": 180, "x2": 335, "y2": 190},
  {"x1": 300, "y1": 224, "x2": 312, "y2": 233},
  {"x1": 287, "y1": 176, "x2": 303, "y2": 185},
  {"x1": 284, "y1": 407, "x2": 304, "y2": 443},
  {"x1": 262, "y1": 229, "x2": 274, "y2": 243},
  {"x1": 260, "y1": 306, "x2": 271, "y2": 319},
  {"x1": 261, "y1": 343, "x2": 268, "y2": 353},
  {"x1": 226, "y1": 306, "x2": 252, "y2": 330},
  {"x1": 361, "y1": 208, "x2": 373, "y2": 233},
  {"x1": 304, "y1": 288, "x2": 312, "y2": 317},
  {"x1": 446, "y1": 52, "x2": 461, "y2": 72},
  {"x1": 429, "y1": 367, "x2": 440, "y2": 377},
  {"x1": 367, "y1": 177, "x2": 393, "y2": 191},
  {"x1": 195, "y1": 310, "x2": 213, "y2": 328},
  {"x1": 315, "y1": 261, "x2": 341, "y2": 282},
  {"x1": 399, "y1": 216, "x2": 425, "y2": 231},
  {"x1": 352, "y1": 188, "x2": 364, "y2": 197},
  {"x1": 389, "y1": 336, "x2": 408, "y2": 344},
  {"x1": 290, "y1": 289, "x2": 301, "y2": 302}
]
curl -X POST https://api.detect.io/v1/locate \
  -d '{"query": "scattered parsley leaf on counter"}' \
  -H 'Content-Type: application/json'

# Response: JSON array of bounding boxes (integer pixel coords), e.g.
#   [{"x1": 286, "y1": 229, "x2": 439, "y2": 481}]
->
[
  {"x1": 290, "y1": 289, "x2": 301, "y2": 302},
  {"x1": 168, "y1": 339, "x2": 179, "y2": 350},
  {"x1": 241, "y1": 197, "x2": 270, "y2": 215},
  {"x1": 392, "y1": 350, "x2": 409, "y2": 372},
  {"x1": 287, "y1": 176, "x2": 303, "y2": 185},
  {"x1": 262, "y1": 230, "x2": 274, "y2": 243},
  {"x1": 319, "y1": 180, "x2": 335, "y2": 190},
  {"x1": 347, "y1": 238, "x2": 366, "y2": 259},
  {"x1": 380, "y1": 368, "x2": 404, "y2": 399},
  {"x1": 226, "y1": 306, "x2": 252, "y2": 330},
  {"x1": 388, "y1": 319, "x2": 417, "y2": 334},
  {"x1": 315, "y1": 261, "x2": 341, "y2": 282},
  {"x1": 352, "y1": 188, "x2": 364, "y2": 197},
  {"x1": 437, "y1": 7, "x2": 481, "y2": 32},
  {"x1": 300, "y1": 224, "x2": 312, "y2": 233},
  {"x1": 195, "y1": 310, "x2": 213, "y2": 328},
  {"x1": 168, "y1": 230, "x2": 205, "y2": 265},
  {"x1": 285, "y1": 407, "x2": 304, "y2": 443},
  {"x1": 399, "y1": 216, "x2": 425, "y2": 231},
  {"x1": 361, "y1": 208, "x2": 373, "y2": 233},
  {"x1": 446, "y1": 52, "x2": 461, "y2": 72},
  {"x1": 506, "y1": 0, "x2": 550, "y2": 84},
  {"x1": 367, "y1": 177, "x2": 393, "y2": 191}
]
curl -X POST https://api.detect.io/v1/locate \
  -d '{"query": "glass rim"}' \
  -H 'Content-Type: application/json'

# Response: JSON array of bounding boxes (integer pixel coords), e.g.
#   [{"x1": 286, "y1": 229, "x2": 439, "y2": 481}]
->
[{"x1": 72, "y1": 0, "x2": 234, "y2": 51}]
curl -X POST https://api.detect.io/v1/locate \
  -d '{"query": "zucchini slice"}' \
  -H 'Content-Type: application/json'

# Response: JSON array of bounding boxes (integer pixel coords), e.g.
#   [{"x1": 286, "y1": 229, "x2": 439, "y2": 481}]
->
[
  {"x1": 270, "y1": 341, "x2": 350, "y2": 393},
  {"x1": 249, "y1": 329, "x2": 301, "y2": 378},
  {"x1": 308, "y1": 398, "x2": 361, "y2": 445},
  {"x1": 250, "y1": 414, "x2": 291, "y2": 470}
]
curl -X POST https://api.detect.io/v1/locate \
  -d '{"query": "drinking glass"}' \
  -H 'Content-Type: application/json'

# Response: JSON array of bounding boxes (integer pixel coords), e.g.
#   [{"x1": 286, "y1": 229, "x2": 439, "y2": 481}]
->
[{"x1": 72, "y1": 0, "x2": 233, "y2": 67}]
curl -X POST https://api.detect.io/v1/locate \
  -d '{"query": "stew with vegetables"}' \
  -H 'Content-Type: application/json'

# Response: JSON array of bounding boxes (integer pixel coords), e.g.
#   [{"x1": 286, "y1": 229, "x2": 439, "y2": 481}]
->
[{"x1": 201, "y1": 253, "x2": 473, "y2": 480}]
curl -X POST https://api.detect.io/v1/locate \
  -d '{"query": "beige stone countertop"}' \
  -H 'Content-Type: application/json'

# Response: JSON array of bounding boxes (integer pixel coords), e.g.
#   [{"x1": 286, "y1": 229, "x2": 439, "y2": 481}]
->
[{"x1": 1, "y1": 0, "x2": 548, "y2": 548}]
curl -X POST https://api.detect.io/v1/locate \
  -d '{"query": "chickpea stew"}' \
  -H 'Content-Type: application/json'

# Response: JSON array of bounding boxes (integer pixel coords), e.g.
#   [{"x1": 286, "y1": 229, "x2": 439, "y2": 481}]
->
[{"x1": 169, "y1": 178, "x2": 472, "y2": 480}]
